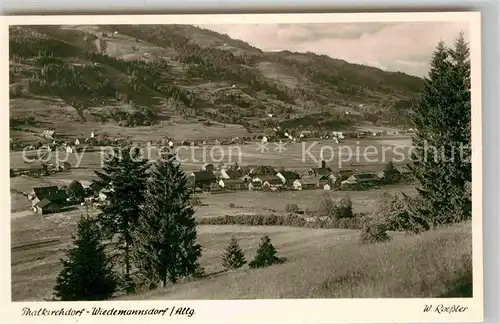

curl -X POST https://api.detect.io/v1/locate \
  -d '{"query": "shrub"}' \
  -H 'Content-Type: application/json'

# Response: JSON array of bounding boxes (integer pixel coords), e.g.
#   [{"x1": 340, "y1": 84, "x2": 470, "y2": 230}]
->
[
  {"x1": 229, "y1": 203, "x2": 236, "y2": 208},
  {"x1": 317, "y1": 195, "x2": 336, "y2": 217},
  {"x1": 221, "y1": 237, "x2": 246, "y2": 270},
  {"x1": 249, "y1": 236, "x2": 285, "y2": 269},
  {"x1": 359, "y1": 222, "x2": 391, "y2": 244},
  {"x1": 66, "y1": 180, "x2": 86, "y2": 203},
  {"x1": 336, "y1": 196, "x2": 353, "y2": 218},
  {"x1": 284, "y1": 203, "x2": 300, "y2": 213}
]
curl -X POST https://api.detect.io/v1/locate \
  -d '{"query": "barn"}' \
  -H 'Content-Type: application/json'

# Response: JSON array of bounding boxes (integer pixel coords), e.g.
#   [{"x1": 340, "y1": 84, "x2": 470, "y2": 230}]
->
[
  {"x1": 33, "y1": 199, "x2": 62, "y2": 215},
  {"x1": 218, "y1": 179, "x2": 247, "y2": 190}
]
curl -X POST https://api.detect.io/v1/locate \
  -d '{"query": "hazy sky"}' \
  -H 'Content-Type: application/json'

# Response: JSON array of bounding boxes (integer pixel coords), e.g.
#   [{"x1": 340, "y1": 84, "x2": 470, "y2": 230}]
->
[{"x1": 197, "y1": 22, "x2": 469, "y2": 77}]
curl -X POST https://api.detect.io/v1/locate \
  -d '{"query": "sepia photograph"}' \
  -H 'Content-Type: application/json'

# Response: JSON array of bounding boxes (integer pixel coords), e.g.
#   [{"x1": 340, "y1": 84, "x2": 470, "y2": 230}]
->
[{"x1": 2, "y1": 11, "x2": 483, "y2": 323}]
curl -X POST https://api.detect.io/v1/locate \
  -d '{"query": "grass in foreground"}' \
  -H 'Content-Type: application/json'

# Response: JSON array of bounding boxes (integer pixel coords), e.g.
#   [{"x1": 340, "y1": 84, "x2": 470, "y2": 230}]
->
[{"x1": 123, "y1": 222, "x2": 472, "y2": 299}]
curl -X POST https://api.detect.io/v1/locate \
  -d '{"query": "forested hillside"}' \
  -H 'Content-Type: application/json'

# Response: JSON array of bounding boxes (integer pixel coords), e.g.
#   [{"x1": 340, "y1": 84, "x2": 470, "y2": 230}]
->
[{"x1": 9, "y1": 24, "x2": 424, "y2": 140}]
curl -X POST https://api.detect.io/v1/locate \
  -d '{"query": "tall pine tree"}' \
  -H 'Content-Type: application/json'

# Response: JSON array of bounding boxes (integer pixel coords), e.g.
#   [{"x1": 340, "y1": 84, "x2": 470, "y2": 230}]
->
[
  {"x1": 132, "y1": 154, "x2": 202, "y2": 289},
  {"x1": 410, "y1": 34, "x2": 471, "y2": 226},
  {"x1": 53, "y1": 216, "x2": 117, "y2": 301},
  {"x1": 94, "y1": 145, "x2": 149, "y2": 293}
]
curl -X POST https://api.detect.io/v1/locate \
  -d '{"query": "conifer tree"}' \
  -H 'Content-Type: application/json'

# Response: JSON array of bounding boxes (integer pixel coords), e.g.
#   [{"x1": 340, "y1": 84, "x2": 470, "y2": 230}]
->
[
  {"x1": 132, "y1": 154, "x2": 202, "y2": 288},
  {"x1": 410, "y1": 34, "x2": 471, "y2": 226},
  {"x1": 221, "y1": 237, "x2": 246, "y2": 270},
  {"x1": 94, "y1": 145, "x2": 149, "y2": 293},
  {"x1": 53, "y1": 216, "x2": 117, "y2": 301},
  {"x1": 249, "y1": 236, "x2": 284, "y2": 269}
]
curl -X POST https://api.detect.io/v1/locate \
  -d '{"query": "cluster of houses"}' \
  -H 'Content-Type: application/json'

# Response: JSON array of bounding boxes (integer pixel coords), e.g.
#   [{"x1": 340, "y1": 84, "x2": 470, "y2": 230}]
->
[{"x1": 187, "y1": 161, "x2": 412, "y2": 193}]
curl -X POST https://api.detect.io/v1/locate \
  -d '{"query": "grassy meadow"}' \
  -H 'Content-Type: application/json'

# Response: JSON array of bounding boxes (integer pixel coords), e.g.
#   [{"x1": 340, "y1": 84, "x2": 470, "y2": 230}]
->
[
  {"x1": 11, "y1": 205, "x2": 472, "y2": 301},
  {"x1": 123, "y1": 222, "x2": 472, "y2": 300}
]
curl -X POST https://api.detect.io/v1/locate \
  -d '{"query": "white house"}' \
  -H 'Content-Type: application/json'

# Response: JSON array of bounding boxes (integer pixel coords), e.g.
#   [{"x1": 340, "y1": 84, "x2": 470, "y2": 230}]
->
[
  {"x1": 66, "y1": 146, "x2": 74, "y2": 153},
  {"x1": 262, "y1": 136, "x2": 268, "y2": 143},
  {"x1": 268, "y1": 113, "x2": 274, "y2": 118},
  {"x1": 168, "y1": 140, "x2": 174, "y2": 148},
  {"x1": 90, "y1": 132, "x2": 95, "y2": 138},
  {"x1": 75, "y1": 138, "x2": 81, "y2": 145}
]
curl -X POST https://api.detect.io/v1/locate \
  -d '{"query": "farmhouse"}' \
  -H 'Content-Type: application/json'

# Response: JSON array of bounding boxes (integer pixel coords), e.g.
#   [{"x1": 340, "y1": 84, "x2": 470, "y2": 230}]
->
[
  {"x1": 341, "y1": 173, "x2": 380, "y2": 190},
  {"x1": 318, "y1": 174, "x2": 338, "y2": 189},
  {"x1": 336, "y1": 168, "x2": 356, "y2": 181},
  {"x1": 33, "y1": 199, "x2": 63, "y2": 215},
  {"x1": 220, "y1": 169, "x2": 243, "y2": 180},
  {"x1": 28, "y1": 186, "x2": 67, "y2": 211},
  {"x1": 218, "y1": 179, "x2": 247, "y2": 190},
  {"x1": 189, "y1": 171, "x2": 217, "y2": 190},
  {"x1": 248, "y1": 181, "x2": 262, "y2": 191},
  {"x1": 292, "y1": 176, "x2": 317, "y2": 190},
  {"x1": 40, "y1": 130, "x2": 55, "y2": 139},
  {"x1": 261, "y1": 177, "x2": 284, "y2": 192},
  {"x1": 276, "y1": 171, "x2": 300, "y2": 185}
]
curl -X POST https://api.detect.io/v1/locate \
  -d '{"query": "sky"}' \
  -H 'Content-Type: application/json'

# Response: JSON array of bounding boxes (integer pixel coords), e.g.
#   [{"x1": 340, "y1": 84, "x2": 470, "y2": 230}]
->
[{"x1": 197, "y1": 22, "x2": 469, "y2": 77}]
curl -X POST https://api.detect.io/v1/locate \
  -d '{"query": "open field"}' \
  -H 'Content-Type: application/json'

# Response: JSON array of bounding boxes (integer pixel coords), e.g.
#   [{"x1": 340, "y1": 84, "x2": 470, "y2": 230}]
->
[
  {"x1": 10, "y1": 210, "x2": 359, "y2": 301},
  {"x1": 194, "y1": 184, "x2": 416, "y2": 218},
  {"x1": 10, "y1": 137, "x2": 412, "y2": 173},
  {"x1": 122, "y1": 222, "x2": 472, "y2": 300}
]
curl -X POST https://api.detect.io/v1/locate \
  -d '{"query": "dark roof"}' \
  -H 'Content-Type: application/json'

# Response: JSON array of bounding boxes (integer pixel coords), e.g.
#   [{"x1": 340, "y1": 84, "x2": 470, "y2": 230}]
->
[
  {"x1": 221, "y1": 179, "x2": 246, "y2": 185},
  {"x1": 263, "y1": 177, "x2": 283, "y2": 185},
  {"x1": 318, "y1": 174, "x2": 333, "y2": 180},
  {"x1": 355, "y1": 173, "x2": 380, "y2": 182},
  {"x1": 338, "y1": 169, "x2": 355, "y2": 174},
  {"x1": 223, "y1": 169, "x2": 243, "y2": 178},
  {"x1": 278, "y1": 171, "x2": 300, "y2": 180},
  {"x1": 311, "y1": 167, "x2": 332, "y2": 175},
  {"x1": 36, "y1": 198, "x2": 53, "y2": 208},
  {"x1": 32, "y1": 186, "x2": 68, "y2": 201},
  {"x1": 191, "y1": 171, "x2": 216, "y2": 182}
]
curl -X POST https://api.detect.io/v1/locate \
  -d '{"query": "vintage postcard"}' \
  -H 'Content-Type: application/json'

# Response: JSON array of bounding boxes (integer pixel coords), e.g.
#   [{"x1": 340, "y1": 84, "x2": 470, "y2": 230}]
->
[{"x1": 1, "y1": 12, "x2": 482, "y2": 324}]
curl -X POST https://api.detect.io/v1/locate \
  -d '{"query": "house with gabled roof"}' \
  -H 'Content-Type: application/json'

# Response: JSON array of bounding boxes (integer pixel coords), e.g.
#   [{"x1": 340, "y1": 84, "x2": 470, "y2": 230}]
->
[
  {"x1": 189, "y1": 171, "x2": 217, "y2": 190},
  {"x1": 33, "y1": 198, "x2": 62, "y2": 215},
  {"x1": 292, "y1": 175, "x2": 317, "y2": 191},
  {"x1": 276, "y1": 171, "x2": 301, "y2": 186},
  {"x1": 40, "y1": 130, "x2": 55, "y2": 139},
  {"x1": 261, "y1": 177, "x2": 284, "y2": 192},
  {"x1": 28, "y1": 186, "x2": 67, "y2": 209},
  {"x1": 218, "y1": 178, "x2": 247, "y2": 190},
  {"x1": 220, "y1": 169, "x2": 243, "y2": 180}
]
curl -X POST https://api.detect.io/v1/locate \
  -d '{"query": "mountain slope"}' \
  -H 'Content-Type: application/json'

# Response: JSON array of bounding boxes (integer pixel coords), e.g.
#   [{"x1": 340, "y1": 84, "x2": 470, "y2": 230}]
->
[{"x1": 9, "y1": 24, "x2": 424, "y2": 143}]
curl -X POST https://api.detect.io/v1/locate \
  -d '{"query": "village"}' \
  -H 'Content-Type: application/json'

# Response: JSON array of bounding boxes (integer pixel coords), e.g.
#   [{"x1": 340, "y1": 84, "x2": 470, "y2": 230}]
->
[{"x1": 10, "y1": 126, "x2": 413, "y2": 217}]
